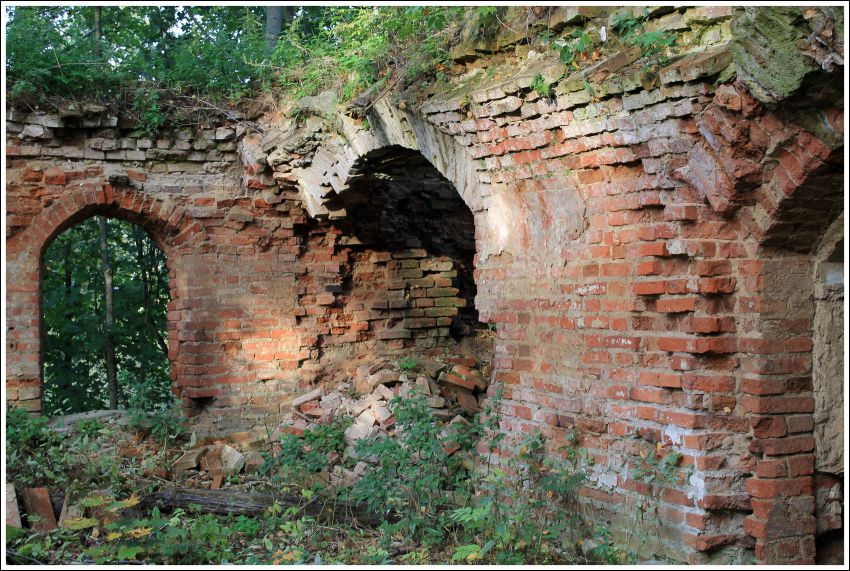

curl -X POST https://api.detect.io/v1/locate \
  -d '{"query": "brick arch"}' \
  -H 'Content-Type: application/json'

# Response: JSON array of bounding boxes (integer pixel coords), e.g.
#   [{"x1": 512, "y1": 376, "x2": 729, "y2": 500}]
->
[
  {"x1": 289, "y1": 97, "x2": 586, "y2": 267},
  {"x1": 736, "y1": 130, "x2": 843, "y2": 564},
  {"x1": 5, "y1": 183, "x2": 207, "y2": 414},
  {"x1": 674, "y1": 79, "x2": 844, "y2": 563},
  {"x1": 292, "y1": 99, "x2": 485, "y2": 218},
  {"x1": 25, "y1": 185, "x2": 205, "y2": 260}
]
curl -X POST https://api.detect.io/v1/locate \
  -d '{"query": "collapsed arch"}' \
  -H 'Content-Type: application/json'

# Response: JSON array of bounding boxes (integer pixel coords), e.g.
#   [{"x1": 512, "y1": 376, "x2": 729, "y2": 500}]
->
[
  {"x1": 333, "y1": 146, "x2": 481, "y2": 338},
  {"x1": 740, "y1": 144, "x2": 844, "y2": 562}
]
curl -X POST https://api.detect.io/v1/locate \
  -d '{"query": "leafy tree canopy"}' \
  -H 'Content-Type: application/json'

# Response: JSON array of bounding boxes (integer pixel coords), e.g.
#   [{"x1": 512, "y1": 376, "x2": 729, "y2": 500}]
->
[{"x1": 42, "y1": 217, "x2": 171, "y2": 415}]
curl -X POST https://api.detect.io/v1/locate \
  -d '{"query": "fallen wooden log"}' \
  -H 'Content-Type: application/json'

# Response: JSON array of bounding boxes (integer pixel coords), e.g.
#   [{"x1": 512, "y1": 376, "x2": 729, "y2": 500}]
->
[{"x1": 147, "y1": 487, "x2": 393, "y2": 527}]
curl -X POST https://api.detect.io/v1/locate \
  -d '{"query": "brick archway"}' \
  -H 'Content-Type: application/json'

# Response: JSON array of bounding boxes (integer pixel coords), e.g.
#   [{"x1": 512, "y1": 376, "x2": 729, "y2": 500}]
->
[
  {"x1": 5, "y1": 182, "x2": 206, "y2": 414},
  {"x1": 285, "y1": 96, "x2": 586, "y2": 272},
  {"x1": 741, "y1": 155, "x2": 844, "y2": 564}
]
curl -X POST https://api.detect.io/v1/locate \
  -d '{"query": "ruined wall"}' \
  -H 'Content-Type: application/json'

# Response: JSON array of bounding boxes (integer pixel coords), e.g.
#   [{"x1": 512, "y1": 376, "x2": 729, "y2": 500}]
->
[
  {"x1": 256, "y1": 6, "x2": 845, "y2": 565},
  {"x1": 4, "y1": 109, "x2": 481, "y2": 432},
  {"x1": 5, "y1": 5, "x2": 845, "y2": 566},
  {"x1": 5, "y1": 107, "x2": 305, "y2": 432}
]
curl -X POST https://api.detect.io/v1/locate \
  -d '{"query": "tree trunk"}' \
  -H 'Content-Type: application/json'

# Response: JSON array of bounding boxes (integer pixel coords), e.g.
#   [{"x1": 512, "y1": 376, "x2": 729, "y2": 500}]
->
[
  {"x1": 149, "y1": 487, "x2": 394, "y2": 527},
  {"x1": 264, "y1": 6, "x2": 282, "y2": 57},
  {"x1": 94, "y1": 6, "x2": 103, "y2": 58},
  {"x1": 98, "y1": 217, "x2": 119, "y2": 409},
  {"x1": 153, "y1": 255, "x2": 169, "y2": 358},
  {"x1": 60, "y1": 240, "x2": 75, "y2": 399}
]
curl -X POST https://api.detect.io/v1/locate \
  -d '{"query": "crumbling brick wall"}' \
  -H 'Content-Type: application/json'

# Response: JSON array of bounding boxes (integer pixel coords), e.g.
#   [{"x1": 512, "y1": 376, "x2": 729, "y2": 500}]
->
[
  {"x1": 5, "y1": 5, "x2": 844, "y2": 565},
  {"x1": 4, "y1": 111, "x2": 480, "y2": 432}
]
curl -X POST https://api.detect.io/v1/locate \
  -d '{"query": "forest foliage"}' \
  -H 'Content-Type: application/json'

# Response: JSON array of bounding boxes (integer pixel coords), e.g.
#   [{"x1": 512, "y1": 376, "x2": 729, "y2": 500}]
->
[
  {"x1": 5, "y1": 6, "x2": 462, "y2": 108},
  {"x1": 41, "y1": 217, "x2": 171, "y2": 415}
]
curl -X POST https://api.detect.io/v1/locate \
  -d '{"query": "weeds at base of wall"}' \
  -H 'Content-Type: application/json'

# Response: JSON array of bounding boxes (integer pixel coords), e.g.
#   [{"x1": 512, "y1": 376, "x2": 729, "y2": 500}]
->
[{"x1": 7, "y1": 389, "x2": 680, "y2": 564}]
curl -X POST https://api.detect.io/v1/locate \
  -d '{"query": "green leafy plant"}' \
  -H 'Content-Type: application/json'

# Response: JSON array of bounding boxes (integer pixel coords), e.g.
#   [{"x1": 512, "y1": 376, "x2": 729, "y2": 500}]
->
[
  {"x1": 260, "y1": 417, "x2": 349, "y2": 481},
  {"x1": 610, "y1": 9, "x2": 676, "y2": 67},
  {"x1": 447, "y1": 429, "x2": 588, "y2": 564},
  {"x1": 127, "y1": 400, "x2": 187, "y2": 459},
  {"x1": 559, "y1": 29, "x2": 593, "y2": 68},
  {"x1": 609, "y1": 438, "x2": 685, "y2": 562},
  {"x1": 347, "y1": 391, "x2": 458, "y2": 543},
  {"x1": 132, "y1": 88, "x2": 166, "y2": 138},
  {"x1": 397, "y1": 356, "x2": 419, "y2": 371},
  {"x1": 6, "y1": 407, "x2": 63, "y2": 488},
  {"x1": 530, "y1": 72, "x2": 552, "y2": 97}
]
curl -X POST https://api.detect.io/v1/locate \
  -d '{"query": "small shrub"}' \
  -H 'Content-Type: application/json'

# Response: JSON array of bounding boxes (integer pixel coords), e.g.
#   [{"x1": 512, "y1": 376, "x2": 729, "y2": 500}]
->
[
  {"x1": 559, "y1": 29, "x2": 593, "y2": 68},
  {"x1": 347, "y1": 391, "x2": 460, "y2": 543},
  {"x1": 610, "y1": 10, "x2": 676, "y2": 66},
  {"x1": 131, "y1": 88, "x2": 166, "y2": 138},
  {"x1": 260, "y1": 417, "x2": 350, "y2": 481},
  {"x1": 6, "y1": 407, "x2": 63, "y2": 488},
  {"x1": 448, "y1": 429, "x2": 588, "y2": 564},
  {"x1": 397, "y1": 356, "x2": 419, "y2": 371},
  {"x1": 5, "y1": 406, "x2": 122, "y2": 495},
  {"x1": 530, "y1": 72, "x2": 552, "y2": 97}
]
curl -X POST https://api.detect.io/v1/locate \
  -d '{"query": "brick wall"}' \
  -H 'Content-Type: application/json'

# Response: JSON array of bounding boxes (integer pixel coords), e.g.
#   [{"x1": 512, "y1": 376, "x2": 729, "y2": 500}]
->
[
  {"x1": 5, "y1": 5, "x2": 844, "y2": 565},
  {"x1": 256, "y1": 7, "x2": 843, "y2": 564},
  {"x1": 5, "y1": 109, "x2": 482, "y2": 433}
]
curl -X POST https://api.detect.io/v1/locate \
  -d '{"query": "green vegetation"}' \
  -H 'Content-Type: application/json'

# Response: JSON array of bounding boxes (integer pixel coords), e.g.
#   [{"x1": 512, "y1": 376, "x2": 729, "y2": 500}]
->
[
  {"x1": 6, "y1": 6, "x2": 267, "y2": 103},
  {"x1": 559, "y1": 29, "x2": 595, "y2": 68},
  {"x1": 610, "y1": 10, "x2": 677, "y2": 66},
  {"x1": 530, "y1": 72, "x2": 553, "y2": 97},
  {"x1": 5, "y1": 407, "x2": 123, "y2": 497},
  {"x1": 5, "y1": 6, "x2": 462, "y2": 110},
  {"x1": 396, "y1": 356, "x2": 419, "y2": 371},
  {"x1": 259, "y1": 417, "x2": 350, "y2": 481},
  {"x1": 347, "y1": 392, "x2": 467, "y2": 542},
  {"x1": 42, "y1": 217, "x2": 171, "y2": 415},
  {"x1": 6, "y1": 5, "x2": 686, "y2": 128},
  {"x1": 5, "y1": 383, "x2": 685, "y2": 564}
]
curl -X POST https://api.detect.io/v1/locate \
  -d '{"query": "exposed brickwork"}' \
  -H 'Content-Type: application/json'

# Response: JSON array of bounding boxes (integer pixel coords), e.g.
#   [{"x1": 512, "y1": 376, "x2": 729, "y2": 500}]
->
[
  {"x1": 5, "y1": 108, "x2": 481, "y2": 434},
  {"x1": 5, "y1": 6, "x2": 844, "y2": 565}
]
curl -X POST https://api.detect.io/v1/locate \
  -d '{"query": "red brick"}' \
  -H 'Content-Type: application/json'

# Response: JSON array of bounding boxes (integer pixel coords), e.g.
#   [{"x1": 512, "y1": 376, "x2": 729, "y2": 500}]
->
[
  {"x1": 640, "y1": 371, "x2": 682, "y2": 388},
  {"x1": 699, "y1": 277, "x2": 736, "y2": 295},
  {"x1": 630, "y1": 385, "x2": 672, "y2": 404},
  {"x1": 751, "y1": 415, "x2": 787, "y2": 438},
  {"x1": 760, "y1": 436, "x2": 815, "y2": 456},
  {"x1": 22, "y1": 488, "x2": 57, "y2": 531},
  {"x1": 756, "y1": 459, "x2": 788, "y2": 478},
  {"x1": 633, "y1": 280, "x2": 665, "y2": 295},
  {"x1": 745, "y1": 477, "x2": 812, "y2": 499},
  {"x1": 742, "y1": 395, "x2": 814, "y2": 414},
  {"x1": 657, "y1": 297, "x2": 697, "y2": 313},
  {"x1": 787, "y1": 455, "x2": 814, "y2": 477},
  {"x1": 43, "y1": 167, "x2": 67, "y2": 185},
  {"x1": 22, "y1": 168, "x2": 43, "y2": 182},
  {"x1": 636, "y1": 260, "x2": 663, "y2": 275},
  {"x1": 694, "y1": 260, "x2": 731, "y2": 276},
  {"x1": 664, "y1": 204, "x2": 699, "y2": 221},
  {"x1": 634, "y1": 242, "x2": 669, "y2": 257}
]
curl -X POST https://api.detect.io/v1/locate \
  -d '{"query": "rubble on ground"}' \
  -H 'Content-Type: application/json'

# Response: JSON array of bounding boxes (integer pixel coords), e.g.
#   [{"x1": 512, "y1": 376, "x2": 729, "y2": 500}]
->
[
  {"x1": 276, "y1": 353, "x2": 491, "y2": 486},
  {"x1": 6, "y1": 352, "x2": 491, "y2": 528}
]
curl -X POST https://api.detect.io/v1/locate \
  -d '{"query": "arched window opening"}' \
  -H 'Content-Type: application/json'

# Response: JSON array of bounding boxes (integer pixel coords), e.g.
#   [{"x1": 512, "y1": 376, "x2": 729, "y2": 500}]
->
[{"x1": 41, "y1": 216, "x2": 171, "y2": 415}]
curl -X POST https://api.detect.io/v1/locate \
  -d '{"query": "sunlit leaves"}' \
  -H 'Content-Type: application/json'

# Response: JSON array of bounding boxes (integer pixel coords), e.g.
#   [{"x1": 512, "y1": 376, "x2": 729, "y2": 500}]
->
[{"x1": 60, "y1": 517, "x2": 100, "y2": 531}]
